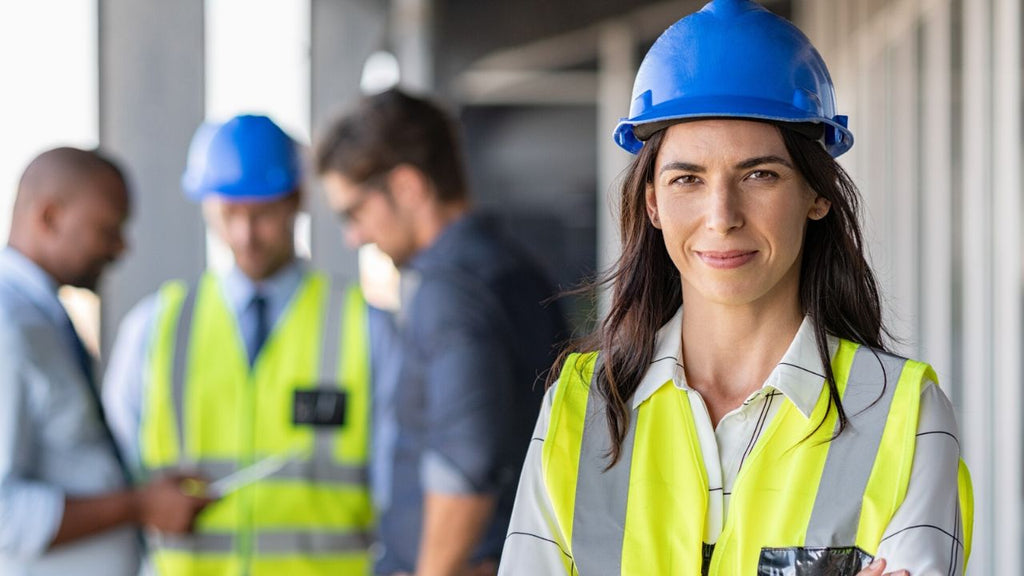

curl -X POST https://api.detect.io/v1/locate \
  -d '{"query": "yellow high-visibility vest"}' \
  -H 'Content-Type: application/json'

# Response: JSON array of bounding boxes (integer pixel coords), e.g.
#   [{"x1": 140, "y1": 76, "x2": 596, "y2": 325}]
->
[
  {"x1": 543, "y1": 341, "x2": 974, "y2": 575},
  {"x1": 140, "y1": 272, "x2": 373, "y2": 576}
]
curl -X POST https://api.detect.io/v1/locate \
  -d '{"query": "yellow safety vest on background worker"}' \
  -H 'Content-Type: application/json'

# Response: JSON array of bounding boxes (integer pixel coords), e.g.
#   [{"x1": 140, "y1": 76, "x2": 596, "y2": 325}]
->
[
  {"x1": 139, "y1": 272, "x2": 373, "y2": 575},
  {"x1": 543, "y1": 341, "x2": 974, "y2": 575}
]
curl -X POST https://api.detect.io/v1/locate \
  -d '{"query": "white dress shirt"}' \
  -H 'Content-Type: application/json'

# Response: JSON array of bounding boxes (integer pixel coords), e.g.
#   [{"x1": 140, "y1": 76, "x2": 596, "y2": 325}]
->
[
  {"x1": 0, "y1": 247, "x2": 139, "y2": 576},
  {"x1": 500, "y1": 308, "x2": 967, "y2": 575}
]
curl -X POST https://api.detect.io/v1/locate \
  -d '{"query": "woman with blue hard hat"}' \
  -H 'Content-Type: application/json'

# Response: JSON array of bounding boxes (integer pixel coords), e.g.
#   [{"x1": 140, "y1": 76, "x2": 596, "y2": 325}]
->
[{"x1": 499, "y1": 1, "x2": 972, "y2": 575}]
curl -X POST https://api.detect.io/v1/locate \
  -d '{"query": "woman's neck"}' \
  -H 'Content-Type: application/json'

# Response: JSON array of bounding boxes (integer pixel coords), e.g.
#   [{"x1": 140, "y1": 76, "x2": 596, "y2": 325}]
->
[{"x1": 680, "y1": 293, "x2": 805, "y2": 426}]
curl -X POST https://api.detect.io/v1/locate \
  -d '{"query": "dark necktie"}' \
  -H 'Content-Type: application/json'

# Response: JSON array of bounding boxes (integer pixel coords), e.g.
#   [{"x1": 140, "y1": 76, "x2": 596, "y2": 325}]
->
[
  {"x1": 61, "y1": 311, "x2": 132, "y2": 484},
  {"x1": 249, "y1": 292, "x2": 269, "y2": 365}
]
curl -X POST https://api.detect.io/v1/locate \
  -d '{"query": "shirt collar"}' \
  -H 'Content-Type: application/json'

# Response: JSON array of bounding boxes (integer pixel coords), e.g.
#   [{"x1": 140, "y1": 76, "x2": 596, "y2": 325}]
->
[
  {"x1": 220, "y1": 258, "x2": 304, "y2": 315},
  {"x1": 762, "y1": 316, "x2": 837, "y2": 418},
  {"x1": 631, "y1": 308, "x2": 835, "y2": 419},
  {"x1": 0, "y1": 246, "x2": 65, "y2": 325},
  {"x1": 631, "y1": 307, "x2": 685, "y2": 409}
]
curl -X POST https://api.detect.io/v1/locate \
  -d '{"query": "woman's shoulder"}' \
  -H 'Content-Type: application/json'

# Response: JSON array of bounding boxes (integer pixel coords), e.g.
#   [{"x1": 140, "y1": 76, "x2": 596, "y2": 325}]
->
[
  {"x1": 833, "y1": 339, "x2": 939, "y2": 386},
  {"x1": 548, "y1": 351, "x2": 600, "y2": 400},
  {"x1": 557, "y1": 350, "x2": 601, "y2": 377},
  {"x1": 836, "y1": 340, "x2": 955, "y2": 423}
]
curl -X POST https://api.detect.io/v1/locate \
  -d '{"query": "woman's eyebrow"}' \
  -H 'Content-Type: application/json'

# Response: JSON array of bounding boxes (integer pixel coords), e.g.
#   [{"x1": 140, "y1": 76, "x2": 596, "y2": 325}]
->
[
  {"x1": 659, "y1": 156, "x2": 794, "y2": 175},
  {"x1": 659, "y1": 161, "x2": 704, "y2": 175},
  {"x1": 736, "y1": 155, "x2": 794, "y2": 170}
]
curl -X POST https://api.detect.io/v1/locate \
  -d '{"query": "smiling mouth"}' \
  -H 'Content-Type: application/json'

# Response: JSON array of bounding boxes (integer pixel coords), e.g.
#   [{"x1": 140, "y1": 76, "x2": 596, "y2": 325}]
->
[{"x1": 696, "y1": 250, "x2": 758, "y2": 269}]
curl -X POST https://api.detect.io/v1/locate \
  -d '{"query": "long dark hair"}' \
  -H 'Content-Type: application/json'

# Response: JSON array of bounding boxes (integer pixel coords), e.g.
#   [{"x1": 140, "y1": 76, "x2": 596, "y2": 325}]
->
[{"x1": 551, "y1": 123, "x2": 889, "y2": 466}]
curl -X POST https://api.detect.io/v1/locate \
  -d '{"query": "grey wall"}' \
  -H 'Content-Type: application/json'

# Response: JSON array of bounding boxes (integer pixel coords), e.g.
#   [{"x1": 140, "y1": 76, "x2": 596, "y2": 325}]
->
[
  {"x1": 309, "y1": 0, "x2": 387, "y2": 281},
  {"x1": 98, "y1": 0, "x2": 206, "y2": 359}
]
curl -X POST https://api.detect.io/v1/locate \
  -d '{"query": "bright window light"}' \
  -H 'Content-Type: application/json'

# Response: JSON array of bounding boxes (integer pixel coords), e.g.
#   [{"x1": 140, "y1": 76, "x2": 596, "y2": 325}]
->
[
  {"x1": 0, "y1": 1, "x2": 98, "y2": 243},
  {"x1": 361, "y1": 50, "x2": 401, "y2": 95},
  {"x1": 0, "y1": 1, "x2": 99, "y2": 349},
  {"x1": 204, "y1": 0, "x2": 311, "y2": 273}
]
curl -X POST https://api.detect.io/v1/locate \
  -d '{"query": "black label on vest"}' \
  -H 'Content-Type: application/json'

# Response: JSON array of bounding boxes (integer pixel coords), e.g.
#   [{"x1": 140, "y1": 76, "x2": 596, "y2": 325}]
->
[
  {"x1": 758, "y1": 546, "x2": 872, "y2": 575},
  {"x1": 293, "y1": 389, "x2": 347, "y2": 427}
]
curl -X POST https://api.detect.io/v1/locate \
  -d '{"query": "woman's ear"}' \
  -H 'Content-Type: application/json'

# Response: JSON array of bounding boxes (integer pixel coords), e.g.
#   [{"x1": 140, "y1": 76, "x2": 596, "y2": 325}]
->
[
  {"x1": 645, "y1": 184, "x2": 662, "y2": 229},
  {"x1": 808, "y1": 196, "x2": 831, "y2": 221}
]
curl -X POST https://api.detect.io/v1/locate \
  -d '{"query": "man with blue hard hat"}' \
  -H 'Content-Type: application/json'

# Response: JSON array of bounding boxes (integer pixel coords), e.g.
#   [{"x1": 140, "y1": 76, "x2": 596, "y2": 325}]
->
[{"x1": 104, "y1": 114, "x2": 382, "y2": 575}]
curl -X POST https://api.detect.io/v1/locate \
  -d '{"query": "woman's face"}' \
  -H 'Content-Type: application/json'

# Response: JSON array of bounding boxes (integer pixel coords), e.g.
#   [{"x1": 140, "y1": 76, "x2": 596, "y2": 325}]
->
[{"x1": 646, "y1": 119, "x2": 830, "y2": 312}]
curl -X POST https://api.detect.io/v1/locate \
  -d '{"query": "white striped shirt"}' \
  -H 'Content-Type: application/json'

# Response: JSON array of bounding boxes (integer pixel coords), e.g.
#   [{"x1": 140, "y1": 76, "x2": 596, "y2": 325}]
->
[{"x1": 499, "y1": 309, "x2": 967, "y2": 575}]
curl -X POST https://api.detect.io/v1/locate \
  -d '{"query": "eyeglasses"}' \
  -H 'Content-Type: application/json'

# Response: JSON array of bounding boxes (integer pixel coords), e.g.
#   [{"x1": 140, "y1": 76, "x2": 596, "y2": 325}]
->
[{"x1": 333, "y1": 175, "x2": 390, "y2": 225}]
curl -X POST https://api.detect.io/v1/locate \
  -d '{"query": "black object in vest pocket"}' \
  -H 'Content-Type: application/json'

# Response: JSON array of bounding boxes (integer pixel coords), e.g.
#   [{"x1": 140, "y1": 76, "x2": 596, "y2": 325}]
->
[
  {"x1": 757, "y1": 546, "x2": 873, "y2": 575},
  {"x1": 293, "y1": 389, "x2": 347, "y2": 427}
]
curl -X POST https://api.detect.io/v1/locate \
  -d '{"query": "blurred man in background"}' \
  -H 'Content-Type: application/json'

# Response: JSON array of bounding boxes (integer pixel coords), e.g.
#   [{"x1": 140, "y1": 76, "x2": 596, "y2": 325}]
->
[
  {"x1": 316, "y1": 89, "x2": 566, "y2": 576},
  {"x1": 0, "y1": 147, "x2": 210, "y2": 576},
  {"x1": 104, "y1": 115, "x2": 384, "y2": 575}
]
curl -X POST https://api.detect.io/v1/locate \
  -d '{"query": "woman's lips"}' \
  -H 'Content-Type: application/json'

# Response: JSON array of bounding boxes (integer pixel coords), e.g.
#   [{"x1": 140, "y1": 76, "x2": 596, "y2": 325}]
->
[{"x1": 696, "y1": 250, "x2": 757, "y2": 269}]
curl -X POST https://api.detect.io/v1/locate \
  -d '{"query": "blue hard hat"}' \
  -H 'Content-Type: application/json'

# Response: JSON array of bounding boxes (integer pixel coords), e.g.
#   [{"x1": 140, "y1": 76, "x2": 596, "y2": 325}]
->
[
  {"x1": 614, "y1": 0, "x2": 853, "y2": 157},
  {"x1": 181, "y1": 114, "x2": 301, "y2": 201}
]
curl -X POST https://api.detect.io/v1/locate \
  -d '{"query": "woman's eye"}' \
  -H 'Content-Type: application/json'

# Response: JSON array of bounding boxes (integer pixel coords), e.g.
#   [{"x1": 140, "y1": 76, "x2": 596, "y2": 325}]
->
[
  {"x1": 747, "y1": 170, "x2": 778, "y2": 181},
  {"x1": 671, "y1": 174, "x2": 701, "y2": 186}
]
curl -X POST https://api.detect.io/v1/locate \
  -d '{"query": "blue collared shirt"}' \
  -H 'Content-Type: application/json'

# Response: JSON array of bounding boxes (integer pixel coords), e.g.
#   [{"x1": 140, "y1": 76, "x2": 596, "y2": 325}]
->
[
  {"x1": 374, "y1": 213, "x2": 566, "y2": 573},
  {"x1": 221, "y1": 262, "x2": 306, "y2": 358},
  {"x1": 0, "y1": 246, "x2": 139, "y2": 576}
]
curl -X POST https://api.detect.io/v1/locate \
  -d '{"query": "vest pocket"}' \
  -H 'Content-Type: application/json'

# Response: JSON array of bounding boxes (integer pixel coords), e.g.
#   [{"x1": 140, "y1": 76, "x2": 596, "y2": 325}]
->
[{"x1": 757, "y1": 546, "x2": 873, "y2": 575}]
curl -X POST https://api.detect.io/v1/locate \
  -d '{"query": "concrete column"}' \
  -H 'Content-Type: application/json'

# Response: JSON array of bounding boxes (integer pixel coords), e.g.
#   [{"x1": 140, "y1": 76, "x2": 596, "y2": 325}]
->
[
  {"x1": 961, "y1": 0, "x2": 994, "y2": 572},
  {"x1": 596, "y1": 22, "x2": 635, "y2": 315},
  {"x1": 309, "y1": 0, "x2": 386, "y2": 281},
  {"x1": 991, "y1": 0, "x2": 1023, "y2": 569},
  {"x1": 888, "y1": 23, "x2": 919, "y2": 353},
  {"x1": 97, "y1": 0, "x2": 206, "y2": 360},
  {"x1": 920, "y1": 0, "x2": 954, "y2": 395}
]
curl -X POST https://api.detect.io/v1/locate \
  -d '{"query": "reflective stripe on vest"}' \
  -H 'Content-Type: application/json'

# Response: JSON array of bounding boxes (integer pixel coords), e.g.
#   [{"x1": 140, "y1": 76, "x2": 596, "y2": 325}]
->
[
  {"x1": 159, "y1": 530, "x2": 373, "y2": 554},
  {"x1": 543, "y1": 341, "x2": 970, "y2": 575},
  {"x1": 140, "y1": 272, "x2": 373, "y2": 576},
  {"x1": 146, "y1": 458, "x2": 370, "y2": 486}
]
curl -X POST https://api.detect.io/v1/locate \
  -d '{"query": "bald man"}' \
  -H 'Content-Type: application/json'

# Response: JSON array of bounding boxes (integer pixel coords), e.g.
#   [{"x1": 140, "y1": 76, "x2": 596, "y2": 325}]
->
[{"x1": 0, "y1": 147, "x2": 211, "y2": 576}]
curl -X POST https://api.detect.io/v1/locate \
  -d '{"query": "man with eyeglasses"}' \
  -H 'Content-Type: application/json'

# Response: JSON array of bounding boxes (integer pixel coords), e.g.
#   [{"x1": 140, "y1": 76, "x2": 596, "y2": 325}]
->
[{"x1": 315, "y1": 89, "x2": 567, "y2": 576}]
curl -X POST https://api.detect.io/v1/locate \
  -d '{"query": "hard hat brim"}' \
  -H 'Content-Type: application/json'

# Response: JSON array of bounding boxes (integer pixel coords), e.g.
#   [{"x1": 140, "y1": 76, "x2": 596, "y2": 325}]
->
[
  {"x1": 614, "y1": 95, "x2": 853, "y2": 157},
  {"x1": 183, "y1": 180, "x2": 299, "y2": 204}
]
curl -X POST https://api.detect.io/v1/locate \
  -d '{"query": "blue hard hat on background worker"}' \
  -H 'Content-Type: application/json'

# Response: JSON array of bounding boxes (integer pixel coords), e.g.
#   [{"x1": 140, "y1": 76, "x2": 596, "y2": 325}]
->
[
  {"x1": 613, "y1": 0, "x2": 854, "y2": 157},
  {"x1": 182, "y1": 114, "x2": 301, "y2": 201}
]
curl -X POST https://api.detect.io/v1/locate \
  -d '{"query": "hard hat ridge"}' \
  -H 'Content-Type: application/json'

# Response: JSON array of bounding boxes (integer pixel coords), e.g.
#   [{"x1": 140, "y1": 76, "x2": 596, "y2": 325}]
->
[
  {"x1": 703, "y1": 0, "x2": 760, "y2": 17},
  {"x1": 614, "y1": 0, "x2": 853, "y2": 157}
]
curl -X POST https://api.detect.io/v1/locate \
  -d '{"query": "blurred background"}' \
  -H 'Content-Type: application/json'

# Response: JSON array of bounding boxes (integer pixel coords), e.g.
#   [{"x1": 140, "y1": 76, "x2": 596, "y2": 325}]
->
[{"x1": 0, "y1": 0, "x2": 1018, "y2": 572}]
